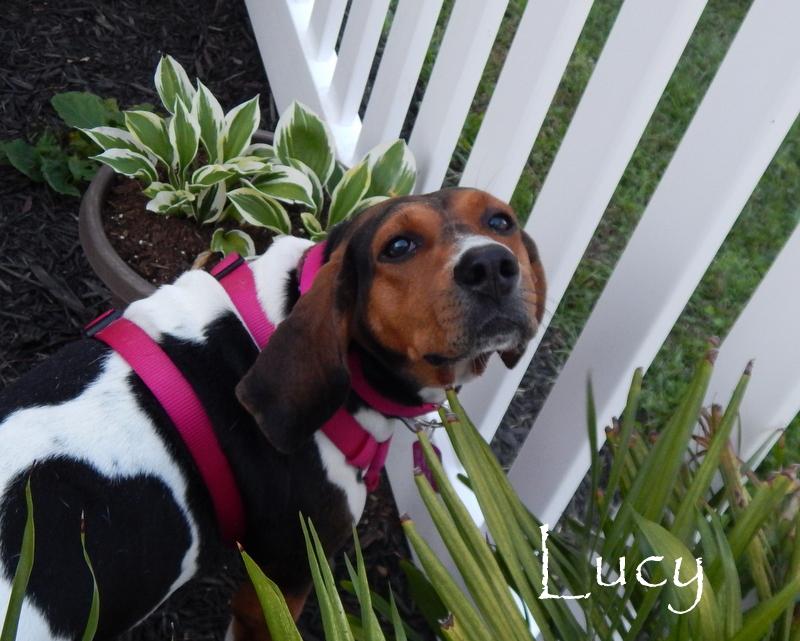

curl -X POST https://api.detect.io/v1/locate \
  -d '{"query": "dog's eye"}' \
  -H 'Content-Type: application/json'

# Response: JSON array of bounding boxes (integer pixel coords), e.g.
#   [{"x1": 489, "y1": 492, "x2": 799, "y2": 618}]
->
[
  {"x1": 487, "y1": 212, "x2": 514, "y2": 233},
  {"x1": 380, "y1": 236, "x2": 417, "y2": 261}
]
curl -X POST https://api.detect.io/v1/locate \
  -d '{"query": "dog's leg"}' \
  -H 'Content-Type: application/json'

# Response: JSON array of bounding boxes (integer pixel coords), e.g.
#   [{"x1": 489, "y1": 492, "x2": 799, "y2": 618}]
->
[{"x1": 226, "y1": 581, "x2": 310, "y2": 641}]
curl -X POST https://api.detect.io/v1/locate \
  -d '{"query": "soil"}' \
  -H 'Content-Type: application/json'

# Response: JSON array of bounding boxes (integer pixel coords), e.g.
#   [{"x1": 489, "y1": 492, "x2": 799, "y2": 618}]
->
[
  {"x1": 103, "y1": 178, "x2": 281, "y2": 285},
  {"x1": 1, "y1": 0, "x2": 434, "y2": 639}
]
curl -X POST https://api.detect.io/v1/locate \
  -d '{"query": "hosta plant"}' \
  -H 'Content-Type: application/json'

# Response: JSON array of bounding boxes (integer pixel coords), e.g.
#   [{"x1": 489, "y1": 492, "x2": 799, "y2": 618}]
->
[{"x1": 80, "y1": 55, "x2": 417, "y2": 256}]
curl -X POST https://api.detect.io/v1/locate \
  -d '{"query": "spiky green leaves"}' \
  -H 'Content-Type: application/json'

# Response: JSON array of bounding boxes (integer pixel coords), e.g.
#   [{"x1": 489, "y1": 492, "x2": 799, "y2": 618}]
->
[
  {"x1": 327, "y1": 159, "x2": 371, "y2": 228},
  {"x1": 228, "y1": 188, "x2": 291, "y2": 234},
  {"x1": 365, "y1": 139, "x2": 416, "y2": 198},
  {"x1": 223, "y1": 96, "x2": 260, "y2": 160}
]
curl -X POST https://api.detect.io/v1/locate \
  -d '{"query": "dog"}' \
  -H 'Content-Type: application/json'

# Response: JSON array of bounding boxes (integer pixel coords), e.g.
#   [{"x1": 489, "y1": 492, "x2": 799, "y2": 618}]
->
[{"x1": 0, "y1": 188, "x2": 546, "y2": 640}]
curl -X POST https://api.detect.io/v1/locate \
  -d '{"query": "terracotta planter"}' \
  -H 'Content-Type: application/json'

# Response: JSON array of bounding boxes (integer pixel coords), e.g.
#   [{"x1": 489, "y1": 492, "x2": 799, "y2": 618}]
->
[{"x1": 79, "y1": 130, "x2": 274, "y2": 306}]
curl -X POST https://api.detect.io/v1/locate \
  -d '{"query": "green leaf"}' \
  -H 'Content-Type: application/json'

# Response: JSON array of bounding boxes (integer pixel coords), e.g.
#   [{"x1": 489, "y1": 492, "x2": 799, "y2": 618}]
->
[
  {"x1": 92, "y1": 149, "x2": 158, "y2": 182},
  {"x1": 145, "y1": 187, "x2": 194, "y2": 215},
  {"x1": 249, "y1": 164, "x2": 315, "y2": 207},
  {"x1": 327, "y1": 159, "x2": 346, "y2": 193},
  {"x1": 244, "y1": 143, "x2": 276, "y2": 159},
  {"x1": 634, "y1": 513, "x2": 722, "y2": 640},
  {"x1": 1, "y1": 477, "x2": 35, "y2": 641},
  {"x1": 51, "y1": 91, "x2": 118, "y2": 128},
  {"x1": 124, "y1": 111, "x2": 172, "y2": 166},
  {"x1": 67, "y1": 156, "x2": 98, "y2": 182},
  {"x1": 80, "y1": 126, "x2": 146, "y2": 156},
  {"x1": 41, "y1": 156, "x2": 80, "y2": 196},
  {"x1": 223, "y1": 156, "x2": 270, "y2": 175},
  {"x1": 155, "y1": 54, "x2": 196, "y2": 114},
  {"x1": 222, "y1": 96, "x2": 260, "y2": 160},
  {"x1": 327, "y1": 159, "x2": 371, "y2": 228},
  {"x1": 286, "y1": 158, "x2": 323, "y2": 215},
  {"x1": 301, "y1": 212, "x2": 323, "y2": 236},
  {"x1": 364, "y1": 140, "x2": 416, "y2": 197},
  {"x1": 169, "y1": 100, "x2": 200, "y2": 174},
  {"x1": 193, "y1": 80, "x2": 225, "y2": 163},
  {"x1": 400, "y1": 561, "x2": 448, "y2": 637},
  {"x1": 79, "y1": 516, "x2": 100, "y2": 641},
  {"x1": 2, "y1": 139, "x2": 43, "y2": 181},
  {"x1": 190, "y1": 164, "x2": 234, "y2": 188},
  {"x1": 228, "y1": 188, "x2": 291, "y2": 233},
  {"x1": 275, "y1": 101, "x2": 336, "y2": 183},
  {"x1": 196, "y1": 183, "x2": 227, "y2": 224},
  {"x1": 210, "y1": 228, "x2": 256, "y2": 257},
  {"x1": 240, "y1": 547, "x2": 303, "y2": 641},
  {"x1": 351, "y1": 195, "x2": 388, "y2": 218}
]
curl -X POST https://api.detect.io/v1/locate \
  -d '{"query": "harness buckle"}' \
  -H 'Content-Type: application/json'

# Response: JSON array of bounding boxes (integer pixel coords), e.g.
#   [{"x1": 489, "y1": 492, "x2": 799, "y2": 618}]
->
[
  {"x1": 211, "y1": 254, "x2": 245, "y2": 281},
  {"x1": 83, "y1": 309, "x2": 122, "y2": 338}
]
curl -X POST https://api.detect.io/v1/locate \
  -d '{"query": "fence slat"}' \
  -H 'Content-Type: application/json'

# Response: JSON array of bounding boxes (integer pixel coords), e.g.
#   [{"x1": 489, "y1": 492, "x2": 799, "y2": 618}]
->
[
  {"x1": 330, "y1": 0, "x2": 391, "y2": 128},
  {"x1": 707, "y1": 222, "x2": 800, "y2": 464},
  {"x1": 308, "y1": 0, "x2": 349, "y2": 60},
  {"x1": 354, "y1": 0, "x2": 443, "y2": 160},
  {"x1": 409, "y1": 0, "x2": 508, "y2": 193},
  {"x1": 459, "y1": 0, "x2": 706, "y2": 445},
  {"x1": 508, "y1": 0, "x2": 800, "y2": 526},
  {"x1": 459, "y1": 0, "x2": 593, "y2": 201},
  {"x1": 245, "y1": 0, "x2": 330, "y2": 115}
]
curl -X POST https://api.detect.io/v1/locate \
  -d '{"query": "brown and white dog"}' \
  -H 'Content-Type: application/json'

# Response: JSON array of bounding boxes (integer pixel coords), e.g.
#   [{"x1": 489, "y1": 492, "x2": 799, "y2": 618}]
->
[{"x1": 0, "y1": 188, "x2": 545, "y2": 640}]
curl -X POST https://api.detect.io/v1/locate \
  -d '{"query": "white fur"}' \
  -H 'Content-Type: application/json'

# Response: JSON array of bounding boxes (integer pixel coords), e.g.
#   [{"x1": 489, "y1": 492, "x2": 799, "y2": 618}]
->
[
  {"x1": 449, "y1": 233, "x2": 506, "y2": 268},
  {"x1": 250, "y1": 236, "x2": 314, "y2": 325}
]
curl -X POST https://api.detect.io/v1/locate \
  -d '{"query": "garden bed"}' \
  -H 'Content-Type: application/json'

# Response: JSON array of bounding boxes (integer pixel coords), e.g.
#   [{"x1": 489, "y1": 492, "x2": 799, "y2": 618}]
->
[{"x1": 0, "y1": 1, "x2": 431, "y2": 639}]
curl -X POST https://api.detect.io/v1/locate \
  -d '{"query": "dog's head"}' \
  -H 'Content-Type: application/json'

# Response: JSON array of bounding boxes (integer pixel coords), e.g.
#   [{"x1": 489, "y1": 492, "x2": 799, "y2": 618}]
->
[{"x1": 236, "y1": 187, "x2": 546, "y2": 453}]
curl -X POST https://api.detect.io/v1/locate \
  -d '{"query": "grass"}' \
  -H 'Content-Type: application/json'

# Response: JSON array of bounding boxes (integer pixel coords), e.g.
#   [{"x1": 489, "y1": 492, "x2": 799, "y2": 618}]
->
[{"x1": 416, "y1": 0, "x2": 800, "y2": 469}]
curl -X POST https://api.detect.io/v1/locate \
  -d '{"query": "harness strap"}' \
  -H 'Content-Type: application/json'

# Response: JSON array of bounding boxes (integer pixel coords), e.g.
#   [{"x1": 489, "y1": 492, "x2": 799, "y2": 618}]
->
[
  {"x1": 321, "y1": 409, "x2": 391, "y2": 492},
  {"x1": 211, "y1": 254, "x2": 275, "y2": 349},
  {"x1": 93, "y1": 317, "x2": 245, "y2": 544}
]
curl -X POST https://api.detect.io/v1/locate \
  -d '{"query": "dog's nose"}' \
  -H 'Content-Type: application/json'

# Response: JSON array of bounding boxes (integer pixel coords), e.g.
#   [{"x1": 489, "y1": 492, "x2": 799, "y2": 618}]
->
[{"x1": 454, "y1": 244, "x2": 519, "y2": 301}]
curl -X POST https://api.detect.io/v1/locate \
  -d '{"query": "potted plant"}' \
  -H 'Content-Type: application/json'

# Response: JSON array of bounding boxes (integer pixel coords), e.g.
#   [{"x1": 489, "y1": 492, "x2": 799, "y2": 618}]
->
[{"x1": 78, "y1": 55, "x2": 418, "y2": 304}]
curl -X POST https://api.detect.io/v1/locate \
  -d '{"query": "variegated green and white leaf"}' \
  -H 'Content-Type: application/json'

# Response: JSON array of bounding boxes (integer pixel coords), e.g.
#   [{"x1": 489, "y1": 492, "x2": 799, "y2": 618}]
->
[
  {"x1": 243, "y1": 143, "x2": 275, "y2": 160},
  {"x1": 124, "y1": 111, "x2": 172, "y2": 166},
  {"x1": 92, "y1": 149, "x2": 158, "y2": 183},
  {"x1": 196, "y1": 183, "x2": 227, "y2": 224},
  {"x1": 223, "y1": 156, "x2": 270, "y2": 175},
  {"x1": 352, "y1": 195, "x2": 388, "y2": 217},
  {"x1": 169, "y1": 100, "x2": 200, "y2": 173},
  {"x1": 326, "y1": 159, "x2": 346, "y2": 193},
  {"x1": 301, "y1": 212, "x2": 323, "y2": 236},
  {"x1": 222, "y1": 96, "x2": 260, "y2": 160},
  {"x1": 274, "y1": 101, "x2": 336, "y2": 184},
  {"x1": 249, "y1": 164, "x2": 314, "y2": 208},
  {"x1": 228, "y1": 188, "x2": 291, "y2": 234},
  {"x1": 286, "y1": 158, "x2": 323, "y2": 216},
  {"x1": 145, "y1": 188, "x2": 195, "y2": 215},
  {"x1": 210, "y1": 228, "x2": 256, "y2": 257},
  {"x1": 80, "y1": 126, "x2": 148, "y2": 156},
  {"x1": 190, "y1": 164, "x2": 235, "y2": 188},
  {"x1": 143, "y1": 181, "x2": 173, "y2": 198},
  {"x1": 364, "y1": 139, "x2": 416, "y2": 197},
  {"x1": 327, "y1": 159, "x2": 371, "y2": 228},
  {"x1": 155, "y1": 54, "x2": 196, "y2": 114},
  {"x1": 193, "y1": 80, "x2": 225, "y2": 163}
]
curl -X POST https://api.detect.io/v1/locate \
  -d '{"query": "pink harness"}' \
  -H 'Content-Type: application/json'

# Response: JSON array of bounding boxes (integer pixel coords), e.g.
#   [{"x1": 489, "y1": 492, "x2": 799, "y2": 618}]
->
[{"x1": 85, "y1": 242, "x2": 435, "y2": 544}]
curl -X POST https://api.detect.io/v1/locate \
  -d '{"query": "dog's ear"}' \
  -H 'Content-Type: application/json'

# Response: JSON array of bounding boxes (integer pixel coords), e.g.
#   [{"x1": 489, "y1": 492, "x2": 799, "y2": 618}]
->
[
  {"x1": 236, "y1": 252, "x2": 353, "y2": 453},
  {"x1": 500, "y1": 230, "x2": 547, "y2": 369}
]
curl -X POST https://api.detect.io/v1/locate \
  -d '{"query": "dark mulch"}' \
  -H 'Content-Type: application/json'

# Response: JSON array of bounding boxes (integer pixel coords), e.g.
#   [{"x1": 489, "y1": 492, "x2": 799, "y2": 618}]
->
[{"x1": 1, "y1": 1, "x2": 432, "y2": 639}]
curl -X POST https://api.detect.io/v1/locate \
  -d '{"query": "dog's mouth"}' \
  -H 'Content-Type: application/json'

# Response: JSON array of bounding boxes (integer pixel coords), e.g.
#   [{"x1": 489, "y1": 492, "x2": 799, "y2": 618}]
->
[{"x1": 423, "y1": 315, "x2": 533, "y2": 370}]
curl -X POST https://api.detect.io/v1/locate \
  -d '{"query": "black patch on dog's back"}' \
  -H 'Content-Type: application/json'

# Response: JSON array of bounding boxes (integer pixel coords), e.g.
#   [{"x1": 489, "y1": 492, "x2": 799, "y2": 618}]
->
[
  {"x1": 0, "y1": 340, "x2": 110, "y2": 425},
  {"x1": 0, "y1": 457, "x2": 191, "y2": 640}
]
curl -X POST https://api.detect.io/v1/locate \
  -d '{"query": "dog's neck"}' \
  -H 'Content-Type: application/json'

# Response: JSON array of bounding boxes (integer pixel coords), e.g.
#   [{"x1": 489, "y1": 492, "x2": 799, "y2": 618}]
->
[{"x1": 247, "y1": 236, "x2": 441, "y2": 443}]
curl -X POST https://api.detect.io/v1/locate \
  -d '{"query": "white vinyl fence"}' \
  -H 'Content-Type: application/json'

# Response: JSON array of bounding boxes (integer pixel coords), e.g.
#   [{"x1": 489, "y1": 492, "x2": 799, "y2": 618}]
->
[{"x1": 245, "y1": 0, "x2": 800, "y2": 541}]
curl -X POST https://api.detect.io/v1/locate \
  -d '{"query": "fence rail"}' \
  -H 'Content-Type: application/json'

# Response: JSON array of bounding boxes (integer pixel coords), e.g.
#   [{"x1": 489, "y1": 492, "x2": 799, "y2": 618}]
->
[{"x1": 246, "y1": 0, "x2": 800, "y2": 542}]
